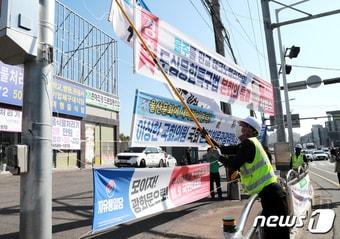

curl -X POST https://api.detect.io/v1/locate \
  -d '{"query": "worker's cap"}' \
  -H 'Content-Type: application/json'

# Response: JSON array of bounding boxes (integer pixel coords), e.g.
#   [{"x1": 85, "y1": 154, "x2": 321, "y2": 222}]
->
[
  {"x1": 295, "y1": 144, "x2": 302, "y2": 149},
  {"x1": 239, "y1": 116, "x2": 262, "y2": 136}
]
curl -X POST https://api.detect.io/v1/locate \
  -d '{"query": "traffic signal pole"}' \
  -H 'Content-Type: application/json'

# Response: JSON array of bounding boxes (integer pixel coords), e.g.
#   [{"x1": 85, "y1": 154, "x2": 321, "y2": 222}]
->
[
  {"x1": 261, "y1": 0, "x2": 286, "y2": 143},
  {"x1": 20, "y1": 0, "x2": 55, "y2": 238}
]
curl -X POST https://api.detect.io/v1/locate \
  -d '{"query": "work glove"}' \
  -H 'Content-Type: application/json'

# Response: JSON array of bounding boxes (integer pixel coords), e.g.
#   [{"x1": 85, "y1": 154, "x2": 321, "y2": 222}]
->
[{"x1": 200, "y1": 127, "x2": 220, "y2": 148}]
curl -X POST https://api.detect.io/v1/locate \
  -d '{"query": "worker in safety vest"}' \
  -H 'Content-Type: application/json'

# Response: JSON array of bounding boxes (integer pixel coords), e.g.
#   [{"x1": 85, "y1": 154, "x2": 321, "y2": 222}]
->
[
  {"x1": 290, "y1": 144, "x2": 307, "y2": 170},
  {"x1": 201, "y1": 116, "x2": 289, "y2": 239}
]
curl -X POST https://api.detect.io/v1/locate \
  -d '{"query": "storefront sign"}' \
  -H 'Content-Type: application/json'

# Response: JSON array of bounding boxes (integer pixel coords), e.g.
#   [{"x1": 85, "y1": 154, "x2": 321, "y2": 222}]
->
[
  {"x1": 0, "y1": 107, "x2": 22, "y2": 132},
  {"x1": 131, "y1": 90, "x2": 240, "y2": 147},
  {"x1": 85, "y1": 89, "x2": 120, "y2": 112},
  {"x1": 0, "y1": 61, "x2": 24, "y2": 106},
  {"x1": 52, "y1": 117, "x2": 81, "y2": 150},
  {"x1": 53, "y1": 76, "x2": 86, "y2": 117},
  {"x1": 92, "y1": 164, "x2": 210, "y2": 233}
]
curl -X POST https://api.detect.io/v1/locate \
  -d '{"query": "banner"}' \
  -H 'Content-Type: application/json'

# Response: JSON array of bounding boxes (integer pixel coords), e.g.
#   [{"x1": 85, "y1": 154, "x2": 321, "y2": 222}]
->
[
  {"x1": 131, "y1": 90, "x2": 239, "y2": 147},
  {"x1": 0, "y1": 107, "x2": 22, "y2": 132},
  {"x1": 108, "y1": 0, "x2": 150, "y2": 46},
  {"x1": 52, "y1": 117, "x2": 81, "y2": 150},
  {"x1": 289, "y1": 174, "x2": 314, "y2": 217},
  {"x1": 169, "y1": 86, "x2": 221, "y2": 112},
  {"x1": 133, "y1": 7, "x2": 274, "y2": 115},
  {"x1": 85, "y1": 89, "x2": 120, "y2": 112},
  {"x1": 0, "y1": 61, "x2": 24, "y2": 106},
  {"x1": 92, "y1": 164, "x2": 210, "y2": 233},
  {"x1": 53, "y1": 76, "x2": 86, "y2": 117}
]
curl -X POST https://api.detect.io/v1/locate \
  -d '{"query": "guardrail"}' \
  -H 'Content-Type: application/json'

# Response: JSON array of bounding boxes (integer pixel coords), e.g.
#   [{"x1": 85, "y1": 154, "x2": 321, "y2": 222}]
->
[{"x1": 223, "y1": 163, "x2": 311, "y2": 239}]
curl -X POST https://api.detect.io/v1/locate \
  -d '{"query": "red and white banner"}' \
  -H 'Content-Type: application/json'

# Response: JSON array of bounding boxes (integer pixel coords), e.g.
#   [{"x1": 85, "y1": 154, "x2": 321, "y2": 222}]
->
[
  {"x1": 52, "y1": 117, "x2": 81, "y2": 150},
  {"x1": 93, "y1": 164, "x2": 210, "y2": 232},
  {"x1": 133, "y1": 7, "x2": 274, "y2": 115}
]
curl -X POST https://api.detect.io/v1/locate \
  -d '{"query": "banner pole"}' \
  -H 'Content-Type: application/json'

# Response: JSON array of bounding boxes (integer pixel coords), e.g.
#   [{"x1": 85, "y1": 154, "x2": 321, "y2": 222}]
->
[{"x1": 113, "y1": 0, "x2": 216, "y2": 148}]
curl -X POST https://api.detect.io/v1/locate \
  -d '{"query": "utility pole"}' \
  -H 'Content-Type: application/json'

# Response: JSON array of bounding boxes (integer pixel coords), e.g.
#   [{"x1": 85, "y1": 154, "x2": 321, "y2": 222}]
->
[
  {"x1": 210, "y1": 0, "x2": 225, "y2": 56},
  {"x1": 260, "y1": 0, "x2": 286, "y2": 142},
  {"x1": 208, "y1": 0, "x2": 232, "y2": 116},
  {"x1": 209, "y1": 0, "x2": 240, "y2": 200},
  {"x1": 20, "y1": 0, "x2": 54, "y2": 238}
]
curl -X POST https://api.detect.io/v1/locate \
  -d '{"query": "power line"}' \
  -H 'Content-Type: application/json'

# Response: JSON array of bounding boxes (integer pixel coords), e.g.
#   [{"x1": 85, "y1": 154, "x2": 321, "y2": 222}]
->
[
  {"x1": 188, "y1": 0, "x2": 236, "y2": 62},
  {"x1": 220, "y1": 1, "x2": 243, "y2": 66},
  {"x1": 200, "y1": 0, "x2": 238, "y2": 64},
  {"x1": 256, "y1": 0, "x2": 270, "y2": 79},
  {"x1": 224, "y1": 0, "x2": 265, "y2": 59},
  {"x1": 247, "y1": 0, "x2": 263, "y2": 77},
  {"x1": 289, "y1": 64, "x2": 340, "y2": 72}
]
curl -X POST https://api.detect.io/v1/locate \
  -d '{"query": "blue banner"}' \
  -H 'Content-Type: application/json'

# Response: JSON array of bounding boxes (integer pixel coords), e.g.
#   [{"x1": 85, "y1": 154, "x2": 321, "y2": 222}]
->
[
  {"x1": 92, "y1": 165, "x2": 210, "y2": 234},
  {"x1": 92, "y1": 168, "x2": 135, "y2": 233},
  {"x1": 0, "y1": 61, "x2": 24, "y2": 106},
  {"x1": 52, "y1": 76, "x2": 86, "y2": 117}
]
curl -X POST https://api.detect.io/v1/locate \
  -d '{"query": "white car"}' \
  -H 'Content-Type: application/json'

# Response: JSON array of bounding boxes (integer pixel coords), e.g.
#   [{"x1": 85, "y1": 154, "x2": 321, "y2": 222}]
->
[
  {"x1": 312, "y1": 150, "x2": 329, "y2": 161},
  {"x1": 115, "y1": 147, "x2": 166, "y2": 168},
  {"x1": 302, "y1": 150, "x2": 313, "y2": 161},
  {"x1": 165, "y1": 154, "x2": 177, "y2": 167}
]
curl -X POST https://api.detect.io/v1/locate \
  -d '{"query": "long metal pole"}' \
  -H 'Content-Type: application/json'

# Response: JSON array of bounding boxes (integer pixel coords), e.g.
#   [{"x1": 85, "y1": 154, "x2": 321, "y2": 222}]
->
[
  {"x1": 20, "y1": 0, "x2": 55, "y2": 238},
  {"x1": 275, "y1": 0, "x2": 310, "y2": 152},
  {"x1": 260, "y1": 0, "x2": 286, "y2": 142},
  {"x1": 114, "y1": 0, "x2": 215, "y2": 147}
]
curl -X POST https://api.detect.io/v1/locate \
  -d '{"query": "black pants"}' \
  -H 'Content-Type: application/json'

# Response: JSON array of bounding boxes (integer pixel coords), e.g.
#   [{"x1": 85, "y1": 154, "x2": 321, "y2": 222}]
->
[
  {"x1": 337, "y1": 172, "x2": 340, "y2": 184},
  {"x1": 259, "y1": 183, "x2": 290, "y2": 239},
  {"x1": 210, "y1": 172, "x2": 222, "y2": 198}
]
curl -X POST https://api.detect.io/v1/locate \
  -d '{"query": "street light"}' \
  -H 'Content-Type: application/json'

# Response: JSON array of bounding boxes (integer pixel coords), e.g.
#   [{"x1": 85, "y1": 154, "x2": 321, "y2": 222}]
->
[{"x1": 275, "y1": 0, "x2": 309, "y2": 152}]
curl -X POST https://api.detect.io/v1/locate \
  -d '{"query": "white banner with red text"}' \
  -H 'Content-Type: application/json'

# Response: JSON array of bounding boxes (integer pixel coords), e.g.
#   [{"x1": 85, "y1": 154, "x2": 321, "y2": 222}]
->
[{"x1": 133, "y1": 6, "x2": 274, "y2": 115}]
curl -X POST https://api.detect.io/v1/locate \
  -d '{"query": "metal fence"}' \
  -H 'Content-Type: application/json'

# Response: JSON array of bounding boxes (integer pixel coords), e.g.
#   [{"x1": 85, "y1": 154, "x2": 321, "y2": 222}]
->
[{"x1": 54, "y1": 1, "x2": 118, "y2": 95}]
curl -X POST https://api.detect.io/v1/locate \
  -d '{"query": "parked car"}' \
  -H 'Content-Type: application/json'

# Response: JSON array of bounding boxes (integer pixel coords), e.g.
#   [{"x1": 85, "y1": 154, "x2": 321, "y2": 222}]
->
[
  {"x1": 165, "y1": 154, "x2": 177, "y2": 167},
  {"x1": 312, "y1": 150, "x2": 329, "y2": 161},
  {"x1": 322, "y1": 148, "x2": 331, "y2": 159},
  {"x1": 302, "y1": 149, "x2": 313, "y2": 161},
  {"x1": 115, "y1": 146, "x2": 166, "y2": 168}
]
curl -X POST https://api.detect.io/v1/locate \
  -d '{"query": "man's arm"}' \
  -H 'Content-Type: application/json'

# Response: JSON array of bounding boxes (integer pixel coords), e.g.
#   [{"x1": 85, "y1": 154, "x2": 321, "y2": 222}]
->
[{"x1": 219, "y1": 139, "x2": 255, "y2": 170}]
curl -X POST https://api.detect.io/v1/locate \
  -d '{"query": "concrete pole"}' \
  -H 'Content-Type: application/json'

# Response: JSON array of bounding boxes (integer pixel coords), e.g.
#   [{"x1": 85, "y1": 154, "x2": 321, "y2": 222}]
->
[
  {"x1": 260, "y1": 0, "x2": 286, "y2": 142},
  {"x1": 20, "y1": 0, "x2": 55, "y2": 238}
]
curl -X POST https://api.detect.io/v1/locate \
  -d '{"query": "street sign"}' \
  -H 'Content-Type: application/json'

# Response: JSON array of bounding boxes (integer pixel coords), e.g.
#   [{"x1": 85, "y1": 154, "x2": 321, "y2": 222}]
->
[
  {"x1": 306, "y1": 75, "x2": 322, "y2": 88},
  {"x1": 269, "y1": 114, "x2": 300, "y2": 128}
]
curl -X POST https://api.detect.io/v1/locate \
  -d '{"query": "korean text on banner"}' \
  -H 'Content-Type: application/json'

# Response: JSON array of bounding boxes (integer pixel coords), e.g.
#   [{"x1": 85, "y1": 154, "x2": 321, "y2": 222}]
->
[
  {"x1": 289, "y1": 174, "x2": 314, "y2": 217},
  {"x1": 131, "y1": 90, "x2": 240, "y2": 147},
  {"x1": 92, "y1": 164, "x2": 210, "y2": 233},
  {"x1": 133, "y1": 7, "x2": 274, "y2": 115}
]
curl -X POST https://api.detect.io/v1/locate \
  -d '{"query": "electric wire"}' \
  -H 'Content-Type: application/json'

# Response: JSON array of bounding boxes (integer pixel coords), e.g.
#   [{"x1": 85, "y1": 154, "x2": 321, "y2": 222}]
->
[
  {"x1": 188, "y1": 0, "x2": 235, "y2": 62},
  {"x1": 220, "y1": 1, "x2": 244, "y2": 66},
  {"x1": 198, "y1": 0, "x2": 238, "y2": 64},
  {"x1": 224, "y1": 0, "x2": 265, "y2": 59},
  {"x1": 255, "y1": 0, "x2": 270, "y2": 79},
  {"x1": 247, "y1": 0, "x2": 263, "y2": 77}
]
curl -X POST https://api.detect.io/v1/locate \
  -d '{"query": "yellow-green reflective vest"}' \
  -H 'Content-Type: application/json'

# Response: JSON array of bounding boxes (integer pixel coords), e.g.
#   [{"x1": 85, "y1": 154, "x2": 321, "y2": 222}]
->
[
  {"x1": 292, "y1": 154, "x2": 304, "y2": 170},
  {"x1": 239, "y1": 137, "x2": 277, "y2": 195}
]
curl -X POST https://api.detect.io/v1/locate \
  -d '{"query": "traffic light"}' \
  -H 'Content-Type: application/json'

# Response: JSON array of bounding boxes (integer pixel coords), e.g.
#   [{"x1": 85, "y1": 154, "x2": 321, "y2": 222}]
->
[{"x1": 287, "y1": 45, "x2": 300, "y2": 59}]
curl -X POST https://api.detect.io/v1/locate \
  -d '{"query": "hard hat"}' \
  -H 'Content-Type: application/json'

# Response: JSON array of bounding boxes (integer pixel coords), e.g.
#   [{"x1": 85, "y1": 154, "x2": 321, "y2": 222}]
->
[
  {"x1": 295, "y1": 144, "x2": 302, "y2": 149},
  {"x1": 240, "y1": 116, "x2": 262, "y2": 135}
]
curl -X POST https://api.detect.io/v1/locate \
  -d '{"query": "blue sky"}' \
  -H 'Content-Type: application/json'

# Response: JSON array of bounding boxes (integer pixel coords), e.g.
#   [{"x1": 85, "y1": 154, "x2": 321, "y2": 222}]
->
[{"x1": 58, "y1": 0, "x2": 340, "y2": 137}]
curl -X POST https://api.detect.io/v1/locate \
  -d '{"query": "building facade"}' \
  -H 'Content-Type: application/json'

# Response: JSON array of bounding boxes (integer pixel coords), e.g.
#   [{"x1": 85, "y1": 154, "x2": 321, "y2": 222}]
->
[{"x1": 0, "y1": 1, "x2": 119, "y2": 170}]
